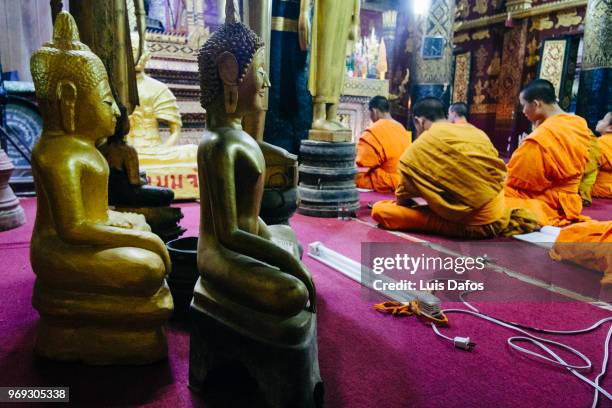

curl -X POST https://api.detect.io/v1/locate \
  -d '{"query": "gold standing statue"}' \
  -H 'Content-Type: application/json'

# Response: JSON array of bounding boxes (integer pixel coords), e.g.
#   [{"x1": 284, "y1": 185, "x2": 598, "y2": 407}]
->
[
  {"x1": 29, "y1": 11, "x2": 172, "y2": 365},
  {"x1": 189, "y1": 3, "x2": 322, "y2": 404},
  {"x1": 127, "y1": 33, "x2": 199, "y2": 200},
  {"x1": 300, "y1": 0, "x2": 360, "y2": 139}
]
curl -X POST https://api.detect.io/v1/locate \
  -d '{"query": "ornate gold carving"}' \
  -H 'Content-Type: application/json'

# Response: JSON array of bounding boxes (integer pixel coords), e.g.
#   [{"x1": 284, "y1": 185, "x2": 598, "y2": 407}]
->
[
  {"x1": 342, "y1": 77, "x2": 389, "y2": 98},
  {"x1": 487, "y1": 52, "x2": 501, "y2": 76},
  {"x1": 539, "y1": 40, "x2": 567, "y2": 96},
  {"x1": 506, "y1": 0, "x2": 533, "y2": 13},
  {"x1": 454, "y1": 33, "x2": 471, "y2": 44},
  {"x1": 531, "y1": 16, "x2": 554, "y2": 31},
  {"x1": 473, "y1": 0, "x2": 488, "y2": 15},
  {"x1": 582, "y1": 0, "x2": 611, "y2": 69},
  {"x1": 472, "y1": 29, "x2": 490, "y2": 40},
  {"x1": 271, "y1": 16, "x2": 298, "y2": 32},
  {"x1": 452, "y1": 52, "x2": 470, "y2": 103},
  {"x1": 526, "y1": 38, "x2": 541, "y2": 67},
  {"x1": 475, "y1": 45, "x2": 488, "y2": 76},
  {"x1": 496, "y1": 21, "x2": 528, "y2": 121},
  {"x1": 472, "y1": 79, "x2": 488, "y2": 105},
  {"x1": 454, "y1": 0, "x2": 587, "y2": 32},
  {"x1": 555, "y1": 9, "x2": 583, "y2": 28},
  {"x1": 457, "y1": 0, "x2": 469, "y2": 19},
  {"x1": 471, "y1": 103, "x2": 497, "y2": 114}
]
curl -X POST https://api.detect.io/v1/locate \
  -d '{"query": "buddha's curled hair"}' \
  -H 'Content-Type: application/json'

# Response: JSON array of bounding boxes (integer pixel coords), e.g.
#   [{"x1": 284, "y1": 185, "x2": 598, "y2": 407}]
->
[{"x1": 197, "y1": 22, "x2": 264, "y2": 109}]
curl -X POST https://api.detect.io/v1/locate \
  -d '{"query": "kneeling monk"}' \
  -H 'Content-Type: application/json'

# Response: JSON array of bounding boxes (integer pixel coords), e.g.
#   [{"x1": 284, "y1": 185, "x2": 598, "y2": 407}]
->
[
  {"x1": 505, "y1": 79, "x2": 593, "y2": 226},
  {"x1": 372, "y1": 97, "x2": 538, "y2": 238},
  {"x1": 355, "y1": 96, "x2": 411, "y2": 192},
  {"x1": 592, "y1": 112, "x2": 612, "y2": 198}
]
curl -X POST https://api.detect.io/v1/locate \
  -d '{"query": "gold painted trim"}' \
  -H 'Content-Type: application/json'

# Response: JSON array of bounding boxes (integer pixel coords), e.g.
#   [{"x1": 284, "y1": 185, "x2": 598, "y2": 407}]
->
[
  {"x1": 455, "y1": 0, "x2": 587, "y2": 32},
  {"x1": 271, "y1": 16, "x2": 298, "y2": 32}
]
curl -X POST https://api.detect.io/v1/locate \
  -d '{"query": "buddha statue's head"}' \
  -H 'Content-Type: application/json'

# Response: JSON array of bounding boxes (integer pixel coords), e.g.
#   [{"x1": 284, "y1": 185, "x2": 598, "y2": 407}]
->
[
  {"x1": 30, "y1": 11, "x2": 119, "y2": 143},
  {"x1": 131, "y1": 32, "x2": 151, "y2": 73},
  {"x1": 197, "y1": 11, "x2": 269, "y2": 117}
]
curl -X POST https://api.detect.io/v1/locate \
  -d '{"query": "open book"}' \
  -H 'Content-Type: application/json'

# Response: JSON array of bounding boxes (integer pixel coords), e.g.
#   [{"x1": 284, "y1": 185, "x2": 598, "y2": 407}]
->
[{"x1": 513, "y1": 226, "x2": 562, "y2": 249}]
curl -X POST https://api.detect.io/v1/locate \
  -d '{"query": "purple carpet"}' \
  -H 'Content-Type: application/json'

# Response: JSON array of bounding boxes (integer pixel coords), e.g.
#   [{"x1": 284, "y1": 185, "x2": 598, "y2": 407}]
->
[{"x1": 0, "y1": 198, "x2": 610, "y2": 407}]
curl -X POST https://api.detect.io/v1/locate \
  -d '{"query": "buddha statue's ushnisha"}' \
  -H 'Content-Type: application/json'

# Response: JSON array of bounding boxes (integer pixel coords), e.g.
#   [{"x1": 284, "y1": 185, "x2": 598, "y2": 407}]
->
[
  {"x1": 126, "y1": 33, "x2": 199, "y2": 200},
  {"x1": 29, "y1": 11, "x2": 173, "y2": 365}
]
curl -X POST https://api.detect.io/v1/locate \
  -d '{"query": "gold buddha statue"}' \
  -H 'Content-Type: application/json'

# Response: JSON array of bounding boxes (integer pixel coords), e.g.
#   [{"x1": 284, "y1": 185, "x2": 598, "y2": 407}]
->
[
  {"x1": 127, "y1": 33, "x2": 199, "y2": 200},
  {"x1": 301, "y1": 0, "x2": 360, "y2": 135},
  {"x1": 29, "y1": 11, "x2": 173, "y2": 365},
  {"x1": 189, "y1": 4, "x2": 321, "y2": 403}
]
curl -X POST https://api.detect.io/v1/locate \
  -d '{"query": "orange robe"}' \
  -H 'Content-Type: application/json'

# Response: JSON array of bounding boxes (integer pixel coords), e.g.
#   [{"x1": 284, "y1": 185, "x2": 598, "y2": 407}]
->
[
  {"x1": 372, "y1": 122, "x2": 538, "y2": 238},
  {"x1": 592, "y1": 134, "x2": 612, "y2": 198},
  {"x1": 355, "y1": 118, "x2": 411, "y2": 192},
  {"x1": 550, "y1": 221, "x2": 612, "y2": 285},
  {"x1": 505, "y1": 114, "x2": 592, "y2": 226},
  {"x1": 578, "y1": 135, "x2": 600, "y2": 206}
]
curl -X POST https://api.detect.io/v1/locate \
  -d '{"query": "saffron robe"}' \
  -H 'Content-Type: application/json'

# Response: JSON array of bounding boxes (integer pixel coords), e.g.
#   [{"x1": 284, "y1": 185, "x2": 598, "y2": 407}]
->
[
  {"x1": 592, "y1": 134, "x2": 612, "y2": 198},
  {"x1": 578, "y1": 135, "x2": 600, "y2": 206},
  {"x1": 355, "y1": 118, "x2": 412, "y2": 192},
  {"x1": 550, "y1": 221, "x2": 612, "y2": 285},
  {"x1": 505, "y1": 114, "x2": 592, "y2": 226},
  {"x1": 372, "y1": 122, "x2": 538, "y2": 238}
]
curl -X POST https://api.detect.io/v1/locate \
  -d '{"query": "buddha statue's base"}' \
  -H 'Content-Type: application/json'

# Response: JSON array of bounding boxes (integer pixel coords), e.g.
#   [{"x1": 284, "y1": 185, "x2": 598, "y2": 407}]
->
[
  {"x1": 0, "y1": 148, "x2": 26, "y2": 231},
  {"x1": 189, "y1": 283, "x2": 323, "y2": 407},
  {"x1": 308, "y1": 128, "x2": 352, "y2": 142},
  {"x1": 114, "y1": 206, "x2": 186, "y2": 242},
  {"x1": 0, "y1": 205, "x2": 26, "y2": 231},
  {"x1": 32, "y1": 283, "x2": 173, "y2": 365}
]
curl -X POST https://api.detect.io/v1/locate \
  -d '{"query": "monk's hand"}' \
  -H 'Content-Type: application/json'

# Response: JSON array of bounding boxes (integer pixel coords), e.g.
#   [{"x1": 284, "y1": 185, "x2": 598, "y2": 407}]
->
[{"x1": 298, "y1": 11, "x2": 310, "y2": 51}]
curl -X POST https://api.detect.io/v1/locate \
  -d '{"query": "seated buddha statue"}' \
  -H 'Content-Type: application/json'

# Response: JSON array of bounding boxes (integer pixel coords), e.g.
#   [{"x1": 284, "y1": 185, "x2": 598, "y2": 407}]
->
[
  {"x1": 99, "y1": 103, "x2": 174, "y2": 207},
  {"x1": 29, "y1": 11, "x2": 173, "y2": 364},
  {"x1": 127, "y1": 33, "x2": 199, "y2": 200},
  {"x1": 189, "y1": 5, "x2": 321, "y2": 404}
]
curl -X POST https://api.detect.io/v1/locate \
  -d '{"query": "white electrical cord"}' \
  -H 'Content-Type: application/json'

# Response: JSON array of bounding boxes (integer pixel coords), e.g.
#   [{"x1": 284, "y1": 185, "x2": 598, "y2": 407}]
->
[{"x1": 428, "y1": 279, "x2": 612, "y2": 406}]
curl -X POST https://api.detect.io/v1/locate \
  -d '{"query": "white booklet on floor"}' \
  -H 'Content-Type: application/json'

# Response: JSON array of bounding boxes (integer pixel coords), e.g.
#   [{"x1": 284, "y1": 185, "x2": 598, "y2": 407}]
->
[{"x1": 513, "y1": 226, "x2": 562, "y2": 249}]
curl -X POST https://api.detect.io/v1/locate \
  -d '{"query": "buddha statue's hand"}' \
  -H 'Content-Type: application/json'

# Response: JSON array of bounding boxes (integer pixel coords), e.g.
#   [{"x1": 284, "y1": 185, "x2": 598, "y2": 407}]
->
[
  {"x1": 298, "y1": 7, "x2": 310, "y2": 51},
  {"x1": 291, "y1": 260, "x2": 316, "y2": 313},
  {"x1": 107, "y1": 210, "x2": 150, "y2": 231}
]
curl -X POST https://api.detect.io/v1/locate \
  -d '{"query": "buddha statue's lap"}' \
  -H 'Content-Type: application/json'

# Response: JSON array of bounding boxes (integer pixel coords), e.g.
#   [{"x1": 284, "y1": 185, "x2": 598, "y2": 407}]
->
[{"x1": 29, "y1": 12, "x2": 172, "y2": 364}]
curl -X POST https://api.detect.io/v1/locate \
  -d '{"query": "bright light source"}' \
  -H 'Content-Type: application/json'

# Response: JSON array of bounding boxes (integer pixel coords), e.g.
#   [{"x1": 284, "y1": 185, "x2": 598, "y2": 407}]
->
[{"x1": 413, "y1": 0, "x2": 431, "y2": 16}]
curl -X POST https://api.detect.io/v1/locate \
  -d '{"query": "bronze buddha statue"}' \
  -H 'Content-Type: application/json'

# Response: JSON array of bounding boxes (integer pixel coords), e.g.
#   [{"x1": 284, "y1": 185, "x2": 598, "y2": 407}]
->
[
  {"x1": 29, "y1": 11, "x2": 173, "y2": 365},
  {"x1": 189, "y1": 4, "x2": 322, "y2": 405}
]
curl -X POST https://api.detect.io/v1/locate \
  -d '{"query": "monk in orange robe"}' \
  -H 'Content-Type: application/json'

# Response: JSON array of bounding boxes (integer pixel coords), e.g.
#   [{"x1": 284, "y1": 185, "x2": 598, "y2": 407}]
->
[
  {"x1": 371, "y1": 97, "x2": 538, "y2": 239},
  {"x1": 592, "y1": 112, "x2": 612, "y2": 198},
  {"x1": 550, "y1": 221, "x2": 612, "y2": 286},
  {"x1": 505, "y1": 79, "x2": 592, "y2": 226},
  {"x1": 355, "y1": 96, "x2": 411, "y2": 192},
  {"x1": 448, "y1": 101, "x2": 469, "y2": 124}
]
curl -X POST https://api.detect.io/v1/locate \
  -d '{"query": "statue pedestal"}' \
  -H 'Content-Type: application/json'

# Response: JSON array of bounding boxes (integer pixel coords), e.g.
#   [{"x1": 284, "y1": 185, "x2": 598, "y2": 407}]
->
[
  {"x1": 0, "y1": 148, "x2": 26, "y2": 231},
  {"x1": 308, "y1": 129, "x2": 352, "y2": 143},
  {"x1": 189, "y1": 296, "x2": 323, "y2": 408},
  {"x1": 297, "y1": 140, "x2": 359, "y2": 218}
]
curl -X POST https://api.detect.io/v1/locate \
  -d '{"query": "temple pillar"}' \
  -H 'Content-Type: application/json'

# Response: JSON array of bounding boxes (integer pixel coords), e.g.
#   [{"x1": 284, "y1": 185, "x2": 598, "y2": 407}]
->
[
  {"x1": 576, "y1": 0, "x2": 611, "y2": 130},
  {"x1": 381, "y1": 10, "x2": 397, "y2": 79},
  {"x1": 493, "y1": 19, "x2": 529, "y2": 153},
  {"x1": 409, "y1": 0, "x2": 455, "y2": 106}
]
